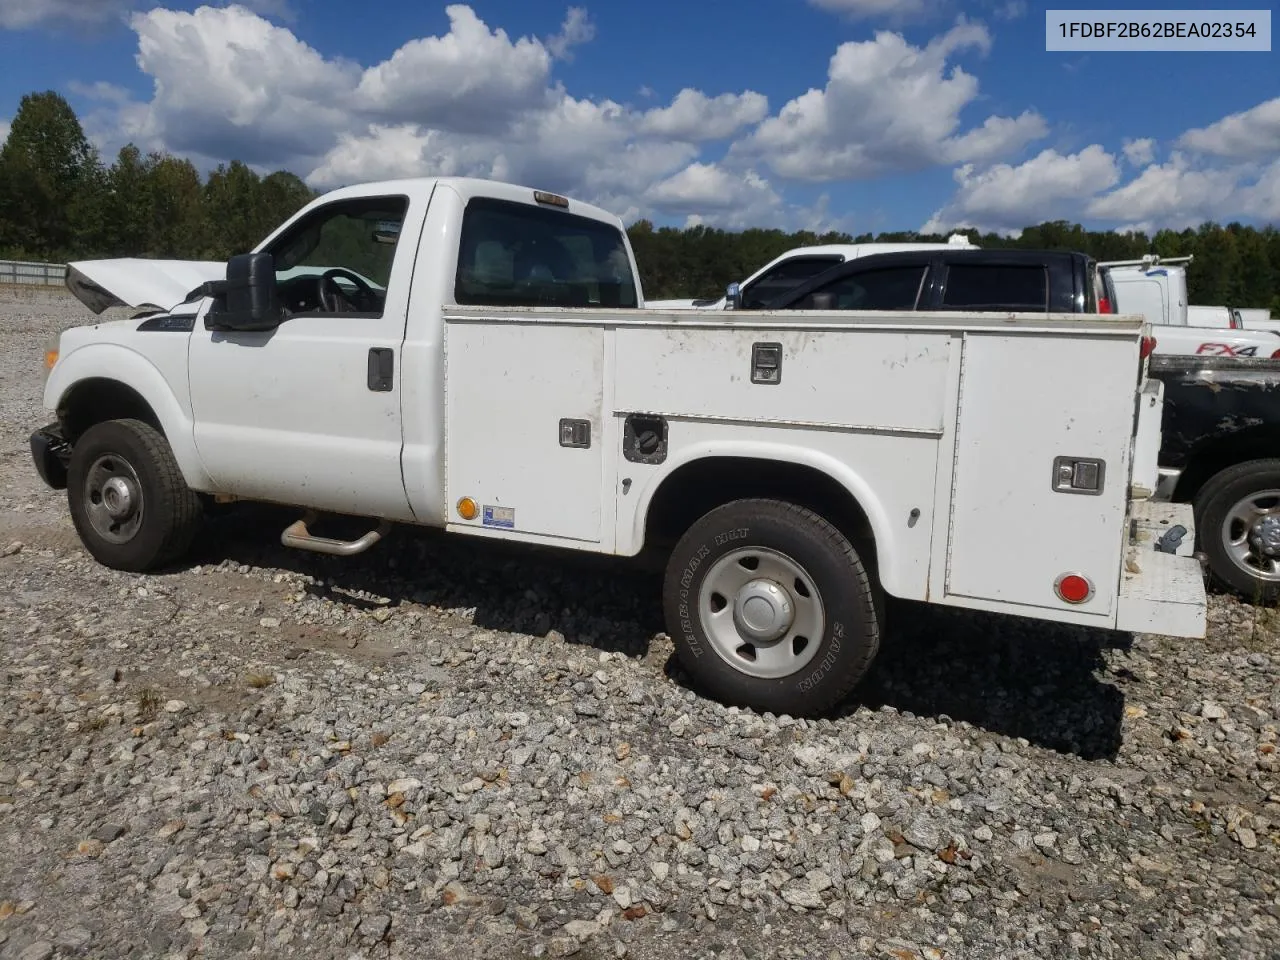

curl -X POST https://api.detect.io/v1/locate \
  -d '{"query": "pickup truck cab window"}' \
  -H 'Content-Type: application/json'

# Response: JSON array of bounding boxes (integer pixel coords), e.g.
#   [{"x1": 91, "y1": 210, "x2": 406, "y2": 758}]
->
[
  {"x1": 266, "y1": 195, "x2": 409, "y2": 318},
  {"x1": 455, "y1": 197, "x2": 638, "y2": 309},
  {"x1": 740, "y1": 256, "x2": 843, "y2": 310},
  {"x1": 941, "y1": 263, "x2": 1049, "y2": 311},
  {"x1": 789, "y1": 265, "x2": 928, "y2": 311}
]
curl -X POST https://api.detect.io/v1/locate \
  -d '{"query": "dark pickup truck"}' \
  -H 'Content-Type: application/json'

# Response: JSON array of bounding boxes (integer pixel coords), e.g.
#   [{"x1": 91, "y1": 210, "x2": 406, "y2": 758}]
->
[
  {"x1": 752, "y1": 247, "x2": 1108, "y2": 315},
  {"x1": 1147, "y1": 356, "x2": 1280, "y2": 602},
  {"x1": 756, "y1": 246, "x2": 1280, "y2": 603}
]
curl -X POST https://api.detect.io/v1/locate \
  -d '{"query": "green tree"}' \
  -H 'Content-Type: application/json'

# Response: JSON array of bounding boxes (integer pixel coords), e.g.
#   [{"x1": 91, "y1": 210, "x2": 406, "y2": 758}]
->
[
  {"x1": 0, "y1": 90, "x2": 104, "y2": 259},
  {"x1": 202, "y1": 160, "x2": 265, "y2": 259},
  {"x1": 257, "y1": 170, "x2": 315, "y2": 238},
  {"x1": 103, "y1": 144, "x2": 155, "y2": 257},
  {"x1": 146, "y1": 154, "x2": 208, "y2": 259}
]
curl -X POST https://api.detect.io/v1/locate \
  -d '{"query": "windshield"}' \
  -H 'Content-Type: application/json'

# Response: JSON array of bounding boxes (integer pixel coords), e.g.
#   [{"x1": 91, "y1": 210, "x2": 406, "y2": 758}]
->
[{"x1": 455, "y1": 197, "x2": 638, "y2": 309}]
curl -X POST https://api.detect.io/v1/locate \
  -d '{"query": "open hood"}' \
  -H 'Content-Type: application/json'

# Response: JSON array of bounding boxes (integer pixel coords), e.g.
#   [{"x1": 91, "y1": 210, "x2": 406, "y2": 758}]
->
[{"x1": 65, "y1": 258, "x2": 226, "y2": 315}]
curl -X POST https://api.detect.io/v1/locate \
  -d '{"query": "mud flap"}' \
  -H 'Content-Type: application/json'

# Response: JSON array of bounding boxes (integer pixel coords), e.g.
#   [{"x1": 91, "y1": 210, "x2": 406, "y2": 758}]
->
[{"x1": 1116, "y1": 501, "x2": 1207, "y2": 638}]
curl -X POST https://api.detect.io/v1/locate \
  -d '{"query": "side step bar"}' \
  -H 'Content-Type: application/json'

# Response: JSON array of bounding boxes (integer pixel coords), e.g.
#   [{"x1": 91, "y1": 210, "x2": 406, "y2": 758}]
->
[{"x1": 281, "y1": 511, "x2": 391, "y2": 557}]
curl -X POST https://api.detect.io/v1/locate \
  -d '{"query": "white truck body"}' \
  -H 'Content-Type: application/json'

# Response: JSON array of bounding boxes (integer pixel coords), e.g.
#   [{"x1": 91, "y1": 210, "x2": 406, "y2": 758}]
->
[
  {"x1": 1234, "y1": 307, "x2": 1279, "y2": 331},
  {"x1": 36, "y1": 176, "x2": 1205, "y2": 715},
  {"x1": 646, "y1": 235, "x2": 978, "y2": 311},
  {"x1": 1101, "y1": 257, "x2": 1280, "y2": 360}
]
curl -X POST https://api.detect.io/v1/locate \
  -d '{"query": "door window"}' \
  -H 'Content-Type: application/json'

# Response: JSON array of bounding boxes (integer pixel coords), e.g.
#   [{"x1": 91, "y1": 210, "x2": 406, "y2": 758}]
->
[
  {"x1": 790, "y1": 265, "x2": 928, "y2": 311},
  {"x1": 266, "y1": 196, "x2": 409, "y2": 318},
  {"x1": 740, "y1": 256, "x2": 843, "y2": 309},
  {"x1": 941, "y1": 264, "x2": 1049, "y2": 311}
]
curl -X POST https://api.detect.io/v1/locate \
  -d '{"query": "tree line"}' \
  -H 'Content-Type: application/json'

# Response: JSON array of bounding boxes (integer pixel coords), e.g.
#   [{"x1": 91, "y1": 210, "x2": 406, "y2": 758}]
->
[{"x1": 2, "y1": 90, "x2": 1278, "y2": 313}]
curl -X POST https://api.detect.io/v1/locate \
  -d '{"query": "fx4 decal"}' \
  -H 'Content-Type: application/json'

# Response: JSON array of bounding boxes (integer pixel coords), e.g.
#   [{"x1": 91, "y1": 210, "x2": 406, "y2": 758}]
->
[{"x1": 1196, "y1": 343, "x2": 1259, "y2": 357}]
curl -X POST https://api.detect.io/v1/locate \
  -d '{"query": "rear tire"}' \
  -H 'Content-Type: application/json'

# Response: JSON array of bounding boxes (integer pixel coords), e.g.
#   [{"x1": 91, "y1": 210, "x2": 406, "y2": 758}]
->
[
  {"x1": 662, "y1": 498, "x2": 881, "y2": 716},
  {"x1": 1193, "y1": 458, "x2": 1280, "y2": 604},
  {"x1": 67, "y1": 418, "x2": 203, "y2": 572}
]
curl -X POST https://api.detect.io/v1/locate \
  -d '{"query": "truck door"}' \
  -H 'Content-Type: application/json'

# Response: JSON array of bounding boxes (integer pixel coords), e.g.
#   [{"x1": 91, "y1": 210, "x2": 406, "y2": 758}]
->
[{"x1": 187, "y1": 190, "x2": 428, "y2": 521}]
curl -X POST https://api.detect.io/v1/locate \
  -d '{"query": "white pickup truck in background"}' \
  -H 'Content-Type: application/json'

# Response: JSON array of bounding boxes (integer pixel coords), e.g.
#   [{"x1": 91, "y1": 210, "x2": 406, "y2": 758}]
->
[
  {"x1": 646, "y1": 234, "x2": 978, "y2": 311},
  {"x1": 31, "y1": 176, "x2": 1205, "y2": 716},
  {"x1": 1102, "y1": 255, "x2": 1280, "y2": 358}
]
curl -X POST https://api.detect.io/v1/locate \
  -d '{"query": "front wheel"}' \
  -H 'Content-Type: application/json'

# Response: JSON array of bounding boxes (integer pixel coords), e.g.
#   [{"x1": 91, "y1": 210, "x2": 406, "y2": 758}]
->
[
  {"x1": 67, "y1": 418, "x2": 203, "y2": 572},
  {"x1": 1194, "y1": 458, "x2": 1280, "y2": 604},
  {"x1": 662, "y1": 498, "x2": 882, "y2": 716}
]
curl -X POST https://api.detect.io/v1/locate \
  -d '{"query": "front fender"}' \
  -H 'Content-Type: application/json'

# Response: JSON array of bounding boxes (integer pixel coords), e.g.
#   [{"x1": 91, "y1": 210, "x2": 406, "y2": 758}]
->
[
  {"x1": 45, "y1": 343, "x2": 215, "y2": 491},
  {"x1": 623, "y1": 438, "x2": 913, "y2": 597}
]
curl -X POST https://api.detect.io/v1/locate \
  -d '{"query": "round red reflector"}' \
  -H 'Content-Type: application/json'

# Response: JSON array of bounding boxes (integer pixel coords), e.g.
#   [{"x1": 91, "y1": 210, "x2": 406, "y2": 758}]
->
[
  {"x1": 1140, "y1": 336, "x2": 1156, "y2": 358},
  {"x1": 1055, "y1": 574, "x2": 1093, "y2": 604}
]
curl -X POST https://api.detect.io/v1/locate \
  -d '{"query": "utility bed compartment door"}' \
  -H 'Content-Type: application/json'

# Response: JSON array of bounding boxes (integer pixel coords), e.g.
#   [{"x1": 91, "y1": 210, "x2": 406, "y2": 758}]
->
[
  {"x1": 444, "y1": 320, "x2": 605, "y2": 544},
  {"x1": 945, "y1": 333, "x2": 1138, "y2": 616}
]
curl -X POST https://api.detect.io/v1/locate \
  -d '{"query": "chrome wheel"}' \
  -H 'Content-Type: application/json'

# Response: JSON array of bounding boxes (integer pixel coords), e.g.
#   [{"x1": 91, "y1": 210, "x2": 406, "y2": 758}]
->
[
  {"x1": 697, "y1": 546, "x2": 825, "y2": 679},
  {"x1": 1221, "y1": 488, "x2": 1280, "y2": 583},
  {"x1": 83, "y1": 454, "x2": 144, "y2": 545}
]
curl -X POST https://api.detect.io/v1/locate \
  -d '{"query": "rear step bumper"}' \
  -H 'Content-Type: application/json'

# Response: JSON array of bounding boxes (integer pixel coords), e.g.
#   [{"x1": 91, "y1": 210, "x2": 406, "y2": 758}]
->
[{"x1": 1116, "y1": 500, "x2": 1207, "y2": 638}]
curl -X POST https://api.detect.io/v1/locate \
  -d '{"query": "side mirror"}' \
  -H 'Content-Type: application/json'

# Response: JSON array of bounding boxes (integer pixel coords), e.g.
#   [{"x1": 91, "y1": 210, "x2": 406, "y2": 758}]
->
[
  {"x1": 725, "y1": 282, "x2": 742, "y2": 311},
  {"x1": 205, "y1": 252, "x2": 283, "y2": 331}
]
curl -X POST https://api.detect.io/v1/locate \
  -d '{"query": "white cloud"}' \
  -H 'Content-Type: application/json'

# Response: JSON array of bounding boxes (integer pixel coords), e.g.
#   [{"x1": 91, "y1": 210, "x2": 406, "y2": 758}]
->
[
  {"x1": 943, "y1": 111, "x2": 1049, "y2": 165},
  {"x1": 646, "y1": 162, "x2": 782, "y2": 226},
  {"x1": 921, "y1": 145, "x2": 1120, "y2": 234},
  {"x1": 353, "y1": 4, "x2": 556, "y2": 131},
  {"x1": 125, "y1": 3, "x2": 358, "y2": 165},
  {"x1": 732, "y1": 22, "x2": 1046, "y2": 182},
  {"x1": 87, "y1": 3, "x2": 801, "y2": 226},
  {"x1": 639, "y1": 89, "x2": 769, "y2": 142},
  {"x1": 1240, "y1": 161, "x2": 1280, "y2": 220},
  {"x1": 1179, "y1": 96, "x2": 1280, "y2": 161},
  {"x1": 1086, "y1": 153, "x2": 1255, "y2": 228},
  {"x1": 0, "y1": 0, "x2": 130, "y2": 29},
  {"x1": 1122, "y1": 137, "x2": 1155, "y2": 167},
  {"x1": 546, "y1": 6, "x2": 594, "y2": 60},
  {"x1": 0, "y1": 118, "x2": 9, "y2": 146}
]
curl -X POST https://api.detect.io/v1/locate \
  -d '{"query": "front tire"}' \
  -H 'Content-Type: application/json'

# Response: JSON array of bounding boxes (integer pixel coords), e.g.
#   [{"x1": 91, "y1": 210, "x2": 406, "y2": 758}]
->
[
  {"x1": 1194, "y1": 459, "x2": 1280, "y2": 604},
  {"x1": 662, "y1": 498, "x2": 881, "y2": 716},
  {"x1": 67, "y1": 418, "x2": 203, "y2": 573}
]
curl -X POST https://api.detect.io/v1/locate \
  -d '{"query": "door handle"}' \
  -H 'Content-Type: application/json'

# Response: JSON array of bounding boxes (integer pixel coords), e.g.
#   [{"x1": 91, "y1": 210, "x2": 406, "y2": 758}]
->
[{"x1": 367, "y1": 347, "x2": 394, "y2": 392}]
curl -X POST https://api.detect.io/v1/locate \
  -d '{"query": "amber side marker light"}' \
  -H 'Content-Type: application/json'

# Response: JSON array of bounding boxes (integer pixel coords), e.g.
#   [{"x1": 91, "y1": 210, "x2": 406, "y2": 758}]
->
[
  {"x1": 1055, "y1": 573, "x2": 1094, "y2": 605},
  {"x1": 44, "y1": 348, "x2": 59, "y2": 369},
  {"x1": 456, "y1": 497, "x2": 479, "y2": 521}
]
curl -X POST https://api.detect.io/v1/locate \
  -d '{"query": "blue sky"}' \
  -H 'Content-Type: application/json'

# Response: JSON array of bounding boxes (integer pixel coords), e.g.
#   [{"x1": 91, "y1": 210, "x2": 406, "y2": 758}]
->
[{"x1": 0, "y1": 0, "x2": 1277, "y2": 235}]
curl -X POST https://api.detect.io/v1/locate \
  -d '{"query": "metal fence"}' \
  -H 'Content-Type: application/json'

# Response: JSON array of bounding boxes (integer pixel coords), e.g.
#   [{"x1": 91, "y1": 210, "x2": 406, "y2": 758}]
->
[{"x1": 0, "y1": 259, "x2": 66, "y2": 287}]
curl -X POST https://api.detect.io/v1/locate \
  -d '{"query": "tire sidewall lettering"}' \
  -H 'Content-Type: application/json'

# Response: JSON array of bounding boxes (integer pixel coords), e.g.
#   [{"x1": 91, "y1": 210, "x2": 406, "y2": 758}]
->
[
  {"x1": 677, "y1": 543, "x2": 712, "y2": 657},
  {"x1": 796, "y1": 620, "x2": 843, "y2": 693},
  {"x1": 713, "y1": 527, "x2": 749, "y2": 548}
]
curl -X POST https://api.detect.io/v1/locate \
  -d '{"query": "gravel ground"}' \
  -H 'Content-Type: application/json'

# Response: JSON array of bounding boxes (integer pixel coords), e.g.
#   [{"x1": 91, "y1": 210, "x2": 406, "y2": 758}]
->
[{"x1": 1, "y1": 286, "x2": 1278, "y2": 960}]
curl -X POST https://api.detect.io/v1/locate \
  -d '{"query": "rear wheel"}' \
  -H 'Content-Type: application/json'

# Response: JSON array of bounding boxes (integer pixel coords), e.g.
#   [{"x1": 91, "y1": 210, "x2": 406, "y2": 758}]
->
[
  {"x1": 663, "y1": 498, "x2": 881, "y2": 716},
  {"x1": 1194, "y1": 458, "x2": 1280, "y2": 603},
  {"x1": 67, "y1": 418, "x2": 203, "y2": 572}
]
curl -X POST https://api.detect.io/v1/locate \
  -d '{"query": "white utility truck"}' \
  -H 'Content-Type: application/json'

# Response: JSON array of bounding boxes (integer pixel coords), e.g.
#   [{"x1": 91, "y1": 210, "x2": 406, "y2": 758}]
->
[{"x1": 32, "y1": 177, "x2": 1205, "y2": 716}]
